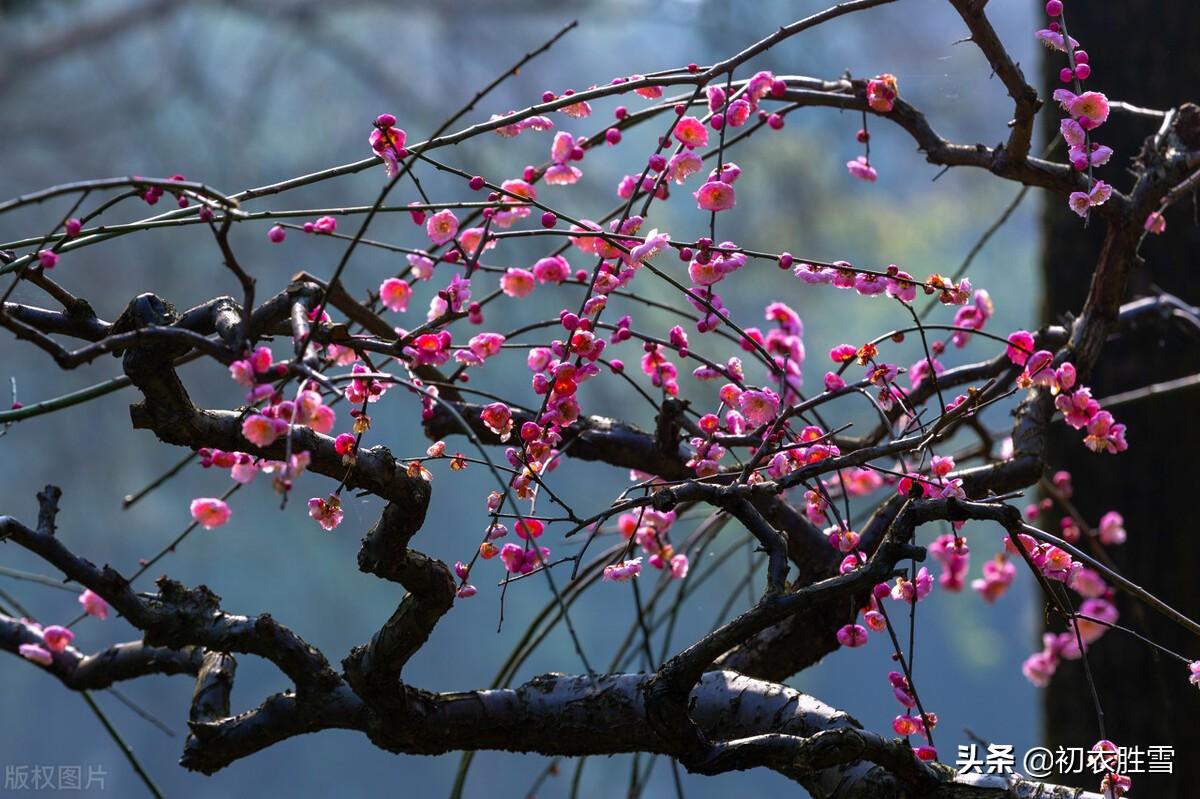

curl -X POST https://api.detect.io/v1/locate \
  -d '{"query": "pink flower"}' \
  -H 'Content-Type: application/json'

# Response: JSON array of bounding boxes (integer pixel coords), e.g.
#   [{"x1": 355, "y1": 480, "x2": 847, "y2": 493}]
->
[
  {"x1": 866, "y1": 74, "x2": 898, "y2": 113},
  {"x1": 1145, "y1": 211, "x2": 1166, "y2": 234},
  {"x1": 1035, "y1": 28, "x2": 1079, "y2": 52},
  {"x1": 824, "y1": 372, "x2": 846, "y2": 391},
  {"x1": 405, "y1": 331, "x2": 453, "y2": 366},
  {"x1": 1052, "y1": 89, "x2": 1110, "y2": 128},
  {"x1": 426, "y1": 210, "x2": 459, "y2": 245},
  {"x1": 379, "y1": 278, "x2": 412, "y2": 312},
  {"x1": 19, "y1": 643, "x2": 53, "y2": 666},
  {"x1": 38, "y1": 250, "x2": 59, "y2": 269},
  {"x1": 78, "y1": 589, "x2": 109, "y2": 620},
  {"x1": 669, "y1": 554, "x2": 689, "y2": 579},
  {"x1": 1055, "y1": 387, "x2": 1100, "y2": 429},
  {"x1": 836, "y1": 623, "x2": 869, "y2": 648},
  {"x1": 532, "y1": 255, "x2": 570, "y2": 284},
  {"x1": 1084, "y1": 410, "x2": 1128, "y2": 454},
  {"x1": 1005, "y1": 330, "x2": 1035, "y2": 365},
  {"x1": 1059, "y1": 119, "x2": 1112, "y2": 167},
  {"x1": 500, "y1": 268, "x2": 536, "y2": 298},
  {"x1": 673, "y1": 116, "x2": 709, "y2": 148},
  {"x1": 480, "y1": 402, "x2": 514, "y2": 441},
  {"x1": 501, "y1": 543, "x2": 552, "y2": 575},
  {"x1": 544, "y1": 163, "x2": 582, "y2": 185},
  {"x1": 972, "y1": 556, "x2": 1016, "y2": 603},
  {"x1": 846, "y1": 156, "x2": 877, "y2": 182},
  {"x1": 311, "y1": 215, "x2": 337, "y2": 234},
  {"x1": 666, "y1": 152, "x2": 704, "y2": 183},
  {"x1": 369, "y1": 117, "x2": 407, "y2": 176},
  {"x1": 307, "y1": 495, "x2": 344, "y2": 531},
  {"x1": 1076, "y1": 597, "x2": 1118, "y2": 644},
  {"x1": 190, "y1": 497, "x2": 231, "y2": 529},
  {"x1": 1188, "y1": 661, "x2": 1200, "y2": 689},
  {"x1": 693, "y1": 180, "x2": 735, "y2": 211},
  {"x1": 1068, "y1": 180, "x2": 1113, "y2": 217},
  {"x1": 891, "y1": 567, "x2": 933, "y2": 603},
  {"x1": 1022, "y1": 648, "x2": 1058, "y2": 687},
  {"x1": 42, "y1": 625, "x2": 74, "y2": 652},
  {"x1": 228, "y1": 359, "x2": 255, "y2": 387},
  {"x1": 242, "y1": 414, "x2": 285, "y2": 447},
  {"x1": 738, "y1": 388, "x2": 780, "y2": 427},
  {"x1": 1098, "y1": 511, "x2": 1126, "y2": 545},
  {"x1": 602, "y1": 558, "x2": 644, "y2": 582}
]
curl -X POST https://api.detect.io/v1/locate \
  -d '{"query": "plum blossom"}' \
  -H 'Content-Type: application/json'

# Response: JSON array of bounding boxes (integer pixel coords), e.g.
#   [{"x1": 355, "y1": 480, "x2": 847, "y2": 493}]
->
[
  {"x1": 602, "y1": 558, "x2": 644, "y2": 582},
  {"x1": 307, "y1": 495, "x2": 344, "y2": 531},
  {"x1": 426, "y1": 210, "x2": 459, "y2": 245},
  {"x1": 1068, "y1": 180, "x2": 1113, "y2": 216},
  {"x1": 379, "y1": 278, "x2": 412, "y2": 312},
  {"x1": 1098, "y1": 511, "x2": 1126, "y2": 545},
  {"x1": 1035, "y1": 28, "x2": 1079, "y2": 52},
  {"x1": 693, "y1": 180, "x2": 735, "y2": 211},
  {"x1": 1052, "y1": 89, "x2": 1110, "y2": 128},
  {"x1": 480, "y1": 402, "x2": 514, "y2": 441},
  {"x1": 546, "y1": 132, "x2": 583, "y2": 185},
  {"x1": 369, "y1": 114, "x2": 406, "y2": 176},
  {"x1": 78, "y1": 589, "x2": 109, "y2": 620},
  {"x1": 500, "y1": 268, "x2": 536, "y2": 298},
  {"x1": 846, "y1": 156, "x2": 877, "y2": 182},
  {"x1": 19, "y1": 644, "x2": 53, "y2": 666},
  {"x1": 866, "y1": 74, "x2": 898, "y2": 113},
  {"x1": 673, "y1": 116, "x2": 709, "y2": 148},
  {"x1": 42, "y1": 625, "x2": 74, "y2": 652},
  {"x1": 190, "y1": 498, "x2": 231, "y2": 529},
  {"x1": 836, "y1": 623, "x2": 869, "y2": 648},
  {"x1": 1084, "y1": 410, "x2": 1128, "y2": 454},
  {"x1": 1060, "y1": 118, "x2": 1113, "y2": 168},
  {"x1": 738, "y1": 388, "x2": 780, "y2": 427}
]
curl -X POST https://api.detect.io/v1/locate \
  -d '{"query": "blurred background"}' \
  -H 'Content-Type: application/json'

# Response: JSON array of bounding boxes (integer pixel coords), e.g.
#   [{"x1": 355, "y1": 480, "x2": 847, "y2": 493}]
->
[{"x1": 0, "y1": 1, "x2": 1052, "y2": 796}]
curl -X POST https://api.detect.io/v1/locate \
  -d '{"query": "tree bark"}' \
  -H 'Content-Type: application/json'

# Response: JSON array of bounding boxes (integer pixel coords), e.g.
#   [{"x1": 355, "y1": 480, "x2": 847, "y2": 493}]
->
[{"x1": 1039, "y1": 2, "x2": 1200, "y2": 794}]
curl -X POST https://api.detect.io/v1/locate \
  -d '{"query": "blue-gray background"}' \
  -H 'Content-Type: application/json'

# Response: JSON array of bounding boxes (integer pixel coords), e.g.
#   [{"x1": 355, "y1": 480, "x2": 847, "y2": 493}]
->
[{"x1": 0, "y1": 1, "x2": 1046, "y2": 796}]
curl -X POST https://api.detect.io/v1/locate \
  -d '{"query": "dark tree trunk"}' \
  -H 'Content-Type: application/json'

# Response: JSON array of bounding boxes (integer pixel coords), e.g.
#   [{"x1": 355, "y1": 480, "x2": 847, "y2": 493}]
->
[{"x1": 1039, "y1": 2, "x2": 1200, "y2": 795}]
